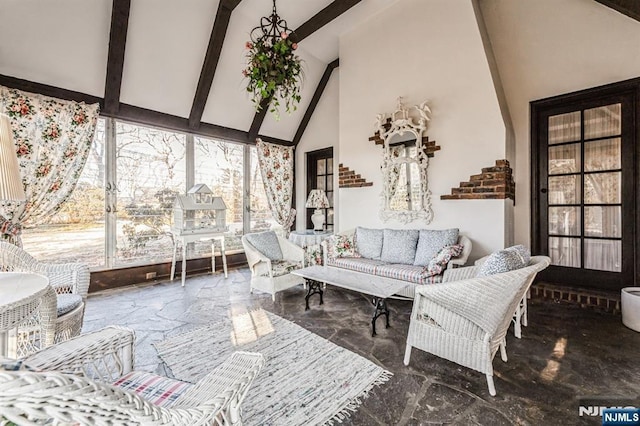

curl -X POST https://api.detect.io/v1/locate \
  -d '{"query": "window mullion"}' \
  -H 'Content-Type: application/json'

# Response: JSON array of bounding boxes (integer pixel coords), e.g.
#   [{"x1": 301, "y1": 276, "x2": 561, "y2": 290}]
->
[{"x1": 105, "y1": 117, "x2": 117, "y2": 269}]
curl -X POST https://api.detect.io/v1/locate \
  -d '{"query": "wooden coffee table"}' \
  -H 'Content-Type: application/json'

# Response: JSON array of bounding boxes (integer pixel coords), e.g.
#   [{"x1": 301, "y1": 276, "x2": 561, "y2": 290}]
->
[{"x1": 292, "y1": 265, "x2": 408, "y2": 336}]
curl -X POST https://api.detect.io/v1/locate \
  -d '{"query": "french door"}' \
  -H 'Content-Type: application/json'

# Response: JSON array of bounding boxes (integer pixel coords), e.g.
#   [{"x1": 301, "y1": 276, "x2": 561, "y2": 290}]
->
[
  {"x1": 531, "y1": 80, "x2": 639, "y2": 291},
  {"x1": 306, "y1": 147, "x2": 334, "y2": 231}
]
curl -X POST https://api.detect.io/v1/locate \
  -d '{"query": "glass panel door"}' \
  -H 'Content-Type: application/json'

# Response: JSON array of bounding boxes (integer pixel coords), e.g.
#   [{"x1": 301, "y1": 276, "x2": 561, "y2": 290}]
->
[{"x1": 533, "y1": 86, "x2": 635, "y2": 291}]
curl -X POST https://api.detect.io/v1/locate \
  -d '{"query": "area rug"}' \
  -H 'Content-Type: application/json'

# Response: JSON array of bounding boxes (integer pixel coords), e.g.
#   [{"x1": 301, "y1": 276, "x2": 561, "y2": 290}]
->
[{"x1": 153, "y1": 308, "x2": 392, "y2": 425}]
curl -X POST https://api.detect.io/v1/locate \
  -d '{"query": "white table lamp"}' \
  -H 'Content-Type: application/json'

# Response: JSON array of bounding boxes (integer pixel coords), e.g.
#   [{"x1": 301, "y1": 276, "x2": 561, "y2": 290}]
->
[
  {"x1": 305, "y1": 189, "x2": 330, "y2": 231},
  {"x1": 0, "y1": 114, "x2": 26, "y2": 202}
]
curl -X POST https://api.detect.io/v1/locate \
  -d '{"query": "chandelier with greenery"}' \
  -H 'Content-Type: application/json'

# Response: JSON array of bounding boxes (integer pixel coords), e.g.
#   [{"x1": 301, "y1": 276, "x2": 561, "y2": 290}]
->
[{"x1": 243, "y1": 0, "x2": 303, "y2": 119}]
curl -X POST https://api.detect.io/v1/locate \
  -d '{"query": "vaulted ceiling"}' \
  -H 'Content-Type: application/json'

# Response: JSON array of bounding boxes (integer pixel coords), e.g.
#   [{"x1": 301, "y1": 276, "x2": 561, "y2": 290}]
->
[
  {"x1": 0, "y1": 0, "x2": 399, "y2": 145},
  {"x1": 1, "y1": 0, "x2": 638, "y2": 147}
]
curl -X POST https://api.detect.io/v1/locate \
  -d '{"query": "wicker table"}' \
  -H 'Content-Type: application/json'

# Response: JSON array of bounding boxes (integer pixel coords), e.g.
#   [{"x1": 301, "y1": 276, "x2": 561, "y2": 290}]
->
[
  {"x1": 0, "y1": 272, "x2": 55, "y2": 358},
  {"x1": 292, "y1": 265, "x2": 408, "y2": 336}
]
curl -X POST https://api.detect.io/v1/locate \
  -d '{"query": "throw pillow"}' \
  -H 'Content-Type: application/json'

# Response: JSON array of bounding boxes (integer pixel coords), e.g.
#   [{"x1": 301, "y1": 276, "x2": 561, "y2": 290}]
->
[
  {"x1": 245, "y1": 231, "x2": 283, "y2": 261},
  {"x1": 413, "y1": 228, "x2": 460, "y2": 266},
  {"x1": 380, "y1": 229, "x2": 419, "y2": 264},
  {"x1": 326, "y1": 234, "x2": 360, "y2": 259},
  {"x1": 477, "y1": 249, "x2": 527, "y2": 276},
  {"x1": 506, "y1": 244, "x2": 531, "y2": 265},
  {"x1": 354, "y1": 227, "x2": 384, "y2": 259},
  {"x1": 424, "y1": 244, "x2": 464, "y2": 277}
]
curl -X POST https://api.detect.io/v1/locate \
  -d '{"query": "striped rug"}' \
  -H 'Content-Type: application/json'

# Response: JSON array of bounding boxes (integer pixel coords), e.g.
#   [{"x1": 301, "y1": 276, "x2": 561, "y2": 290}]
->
[{"x1": 154, "y1": 308, "x2": 392, "y2": 425}]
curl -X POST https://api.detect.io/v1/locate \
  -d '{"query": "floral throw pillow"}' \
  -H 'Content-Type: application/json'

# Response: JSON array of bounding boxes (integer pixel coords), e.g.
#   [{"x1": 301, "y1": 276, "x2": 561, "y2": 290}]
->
[
  {"x1": 326, "y1": 235, "x2": 361, "y2": 260},
  {"x1": 423, "y1": 244, "x2": 464, "y2": 277}
]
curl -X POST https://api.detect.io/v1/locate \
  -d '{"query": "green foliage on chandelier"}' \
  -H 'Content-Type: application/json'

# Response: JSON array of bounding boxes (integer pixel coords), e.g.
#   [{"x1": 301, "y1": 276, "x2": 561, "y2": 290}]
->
[{"x1": 243, "y1": 32, "x2": 303, "y2": 120}]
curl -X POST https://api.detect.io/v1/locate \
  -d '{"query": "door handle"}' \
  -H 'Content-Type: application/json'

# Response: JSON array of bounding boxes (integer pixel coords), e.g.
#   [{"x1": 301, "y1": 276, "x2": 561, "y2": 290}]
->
[{"x1": 540, "y1": 188, "x2": 547, "y2": 194}]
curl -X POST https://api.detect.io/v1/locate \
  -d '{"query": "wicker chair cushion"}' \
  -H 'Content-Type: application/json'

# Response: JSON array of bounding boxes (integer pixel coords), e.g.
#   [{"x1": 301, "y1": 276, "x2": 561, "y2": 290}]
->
[
  {"x1": 354, "y1": 227, "x2": 384, "y2": 259},
  {"x1": 506, "y1": 244, "x2": 531, "y2": 264},
  {"x1": 113, "y1": 371, "x2": 192, "y2": 408},
  {"x1": 380, "y1": 229, "x2": 419, "y2": 264},
  {"x1": 245, "y1": 231, "x2": 283, "y2": 261},
  {"x1": 262, "y1": 260, "x2": 302, "y2": 277},
  {"x1": 56, "y1": 294, "x2": 83, "y2": 317},
  {"x1": 413, "y1": 228, "x2": 459, "y2": 266}
]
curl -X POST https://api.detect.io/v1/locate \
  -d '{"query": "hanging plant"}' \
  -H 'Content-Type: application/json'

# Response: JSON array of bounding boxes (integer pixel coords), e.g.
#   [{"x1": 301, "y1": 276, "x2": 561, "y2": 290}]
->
[{"x1": 243, "y1": 2, "x2": 303, "y2": 120}]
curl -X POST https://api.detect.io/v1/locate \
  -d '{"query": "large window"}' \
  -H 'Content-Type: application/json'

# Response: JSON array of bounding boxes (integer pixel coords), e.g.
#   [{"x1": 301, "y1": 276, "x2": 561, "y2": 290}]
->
[
  {"x1": 195, "y1": 137, "x2": 244, "y2": 252},
  {"x1": 115, "y1": 122, "x2": 186, "y2": 266},
  {"x1": 21, "y1": 118, "x2": 277, "y2": 270}
]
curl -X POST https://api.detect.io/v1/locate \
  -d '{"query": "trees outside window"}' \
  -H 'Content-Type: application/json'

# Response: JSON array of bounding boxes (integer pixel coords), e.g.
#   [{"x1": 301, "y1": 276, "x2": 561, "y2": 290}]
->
[{"x1": 21, "y1": 118, "x2": 277, "y2": 270}]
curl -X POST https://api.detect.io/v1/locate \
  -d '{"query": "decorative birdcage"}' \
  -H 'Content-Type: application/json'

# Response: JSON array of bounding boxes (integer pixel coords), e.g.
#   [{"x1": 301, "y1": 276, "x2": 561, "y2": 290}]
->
[{"x1": 172, "y1": 184, "x2": 227, "y2": 235}]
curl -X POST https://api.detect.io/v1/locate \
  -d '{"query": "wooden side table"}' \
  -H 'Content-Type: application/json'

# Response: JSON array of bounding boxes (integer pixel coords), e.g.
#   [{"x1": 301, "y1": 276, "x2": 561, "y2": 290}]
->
[
  {"x1": 0, "y1": 272, "x2": 56, "y2": 358},
  {"x1": 170, "y1": 231, "x2": 228, "y2": 287}
]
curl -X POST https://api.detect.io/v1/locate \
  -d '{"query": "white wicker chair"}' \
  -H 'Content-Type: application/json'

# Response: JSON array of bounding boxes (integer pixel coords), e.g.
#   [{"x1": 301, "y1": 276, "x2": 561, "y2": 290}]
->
[
  {"x1": 403, "y1": 256, "x2": 550, "y2": 396},
  {"x1": 0, "y1": 326, "x2": 265, "y2": 425},
  {"x1": 242, "y1": 233, "x2": 305, "y2": 301},
  {"x1": 0, "y1": 241, "x2": 90, "y2": 353}
]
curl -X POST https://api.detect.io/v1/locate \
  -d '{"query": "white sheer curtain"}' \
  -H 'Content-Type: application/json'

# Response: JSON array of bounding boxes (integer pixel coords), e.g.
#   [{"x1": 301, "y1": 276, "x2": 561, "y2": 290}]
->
[{"x1": 255, "y1": 139, "x2": 296, "y2": 232}]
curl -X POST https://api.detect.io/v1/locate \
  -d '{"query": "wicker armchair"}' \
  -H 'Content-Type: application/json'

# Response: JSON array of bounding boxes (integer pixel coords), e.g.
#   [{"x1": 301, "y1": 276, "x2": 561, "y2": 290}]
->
[
  {"x1": 0, "y1": 326, "x2": 265, "y2": 425},
  {"x1": 242, "y1": 233, "x2": 305, "y2": 301},
  {"x1": 0, "y1": 242, "x2": 89, "y2": 352},
  {"x1": 403, "y1": 256, "x2": 550, "y2": 396}
]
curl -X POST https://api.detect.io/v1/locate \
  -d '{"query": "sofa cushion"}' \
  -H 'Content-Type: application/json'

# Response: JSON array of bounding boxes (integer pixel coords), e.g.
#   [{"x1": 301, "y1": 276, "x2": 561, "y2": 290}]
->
[
  {"x1": 477, "y1": 249, "x2": 527, "y2": 276},
  {"x1": 326, "y1": 235, "x2": 360, "y2": 259},
  {"x1": 326, "y1": 257, "x2": 385, "y2": 275},
  {"x1": 413, "y1": 228, "x2": 459, "y2": 266},
  {"x1": 424, "y1": 244, "x2": 465, "y2": 276},
  {"x1": 374, "y1": 263, "x2": 430, "y2": 284},
  {"x1": 354, "y1": 227, "x2": 384, "y2": 259},
  {"x1": 245, "y1": 231, "x2": 282, "y2": 261},
  {"x1": 113, "y1": 371, "x2": 192, "y2": 408},
  {"x1": 380, "y1": 229, "x2": 419, "y2": 264}
]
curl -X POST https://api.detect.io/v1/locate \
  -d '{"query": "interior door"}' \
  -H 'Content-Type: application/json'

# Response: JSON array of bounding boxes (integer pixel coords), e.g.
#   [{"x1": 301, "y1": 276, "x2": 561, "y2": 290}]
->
[{"x1": 532, "y1": 85, "x2": 637, "y2": 291}]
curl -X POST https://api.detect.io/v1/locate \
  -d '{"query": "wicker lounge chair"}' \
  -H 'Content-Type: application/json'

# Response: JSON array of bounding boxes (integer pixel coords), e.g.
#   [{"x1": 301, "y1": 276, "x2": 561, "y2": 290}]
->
[
  {"x1": 242, "y1": 232, "x2": 305, "y2": 301},
  {"x1": 403, "y1": 256, "x2": 550, "y2": 396},
  {"x1": 0, "y1": 326, "x2": 265, "y2": 425},
  {"x1": 0, "y1": 241, "x2": 90, "y2": 353}
]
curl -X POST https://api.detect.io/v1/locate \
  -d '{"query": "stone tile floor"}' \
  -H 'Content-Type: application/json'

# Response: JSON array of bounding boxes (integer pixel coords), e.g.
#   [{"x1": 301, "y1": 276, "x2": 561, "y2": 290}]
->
[{"x1": 84, "y1": 267, "x2": 640, "y2": 425}]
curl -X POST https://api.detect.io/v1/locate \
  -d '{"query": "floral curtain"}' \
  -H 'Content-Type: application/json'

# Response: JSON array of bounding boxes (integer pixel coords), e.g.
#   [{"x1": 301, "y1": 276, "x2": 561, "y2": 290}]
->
[
  {"x1": 255, "y1": 138, "x2": 296, "y2": 232},
  {"x1": 0, "y1": 86, "x2": 99, "y2": 245}
]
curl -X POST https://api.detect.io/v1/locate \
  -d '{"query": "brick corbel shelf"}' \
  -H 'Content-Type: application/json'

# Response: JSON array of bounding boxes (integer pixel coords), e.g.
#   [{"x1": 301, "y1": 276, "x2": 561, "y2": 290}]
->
[
  {"x1": 441, "y1": 159, "x2": 515, "y2": 201},
  {"x1": 339, "y1": 163, "x2": 373, "y2": 188}
]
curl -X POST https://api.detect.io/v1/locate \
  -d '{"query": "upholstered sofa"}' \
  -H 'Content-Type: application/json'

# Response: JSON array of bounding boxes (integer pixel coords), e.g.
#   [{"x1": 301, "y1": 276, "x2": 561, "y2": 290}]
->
[{"x1": 321, "y1": 227, "x2": 472, "y2": 299}]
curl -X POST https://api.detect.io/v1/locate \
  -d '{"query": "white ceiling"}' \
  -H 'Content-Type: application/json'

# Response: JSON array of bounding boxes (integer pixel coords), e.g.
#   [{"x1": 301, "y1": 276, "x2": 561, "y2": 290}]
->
[{"x1": 0, "y1": 0, "x2": 399, "y2": 141}]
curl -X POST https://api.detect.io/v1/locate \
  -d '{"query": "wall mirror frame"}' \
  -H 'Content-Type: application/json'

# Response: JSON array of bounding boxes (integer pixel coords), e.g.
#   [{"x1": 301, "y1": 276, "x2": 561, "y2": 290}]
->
[{"x1": 376, "y1": 97, "x2": 433, "y2": 223}]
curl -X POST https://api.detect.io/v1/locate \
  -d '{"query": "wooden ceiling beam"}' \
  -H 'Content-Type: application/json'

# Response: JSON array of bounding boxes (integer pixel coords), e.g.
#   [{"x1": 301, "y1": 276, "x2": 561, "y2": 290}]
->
[
  {"x1": 0, "y1": 74, "x2": 104, "y2": 107},
  {"x1": 188, "y1": 0, "x2": 242, "y2": 130},
  {"x1": 594, "y1": 0, "x2": 640, "y2": 22},
  {"x1": 292, "y1": 0, "x2": 362, "y2": 43},
  {"x1": 293, "y1": 59, "x2": 338, "y2": 147},
  {"x1": 103, "y1": 0, "x2": 131, "y2": 115},
  {"x1": 0, "y1": 74, "x2": 291, "y2": 146}
]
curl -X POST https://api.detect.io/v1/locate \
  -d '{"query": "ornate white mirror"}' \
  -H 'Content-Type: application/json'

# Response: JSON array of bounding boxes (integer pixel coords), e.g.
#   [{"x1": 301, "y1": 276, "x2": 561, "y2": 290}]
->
[{"x1": 376, "y1": 98, "x2": 433, "y2": 223}]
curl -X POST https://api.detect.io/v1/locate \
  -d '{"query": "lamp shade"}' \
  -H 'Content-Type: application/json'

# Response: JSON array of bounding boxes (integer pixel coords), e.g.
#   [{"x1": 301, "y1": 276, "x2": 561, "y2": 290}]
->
[
  {"x1": 305, "y1": 189, "x2": 330, "y2": 209},
  {"x1": 0, "y1": 114, "x2": 26, "y2": 201}
]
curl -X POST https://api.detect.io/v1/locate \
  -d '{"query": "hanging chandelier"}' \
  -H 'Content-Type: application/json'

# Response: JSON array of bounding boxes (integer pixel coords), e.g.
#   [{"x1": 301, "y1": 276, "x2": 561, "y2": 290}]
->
[{"x1": 243, "y1": 0, "x2": 303, "y2": 120}]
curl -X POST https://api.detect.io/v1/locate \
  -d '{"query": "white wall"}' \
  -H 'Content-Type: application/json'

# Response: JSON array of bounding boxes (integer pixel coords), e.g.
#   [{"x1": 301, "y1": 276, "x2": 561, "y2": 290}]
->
[
  {"x1": 295, "y1": 71, "x2": 340, "y2": 230},
  {"x1": 338, "y1": 0, "x2": 508, "y2": 259},
  {"x1": 479, "y1": 0, "x2": 640, "y2": 248}
]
